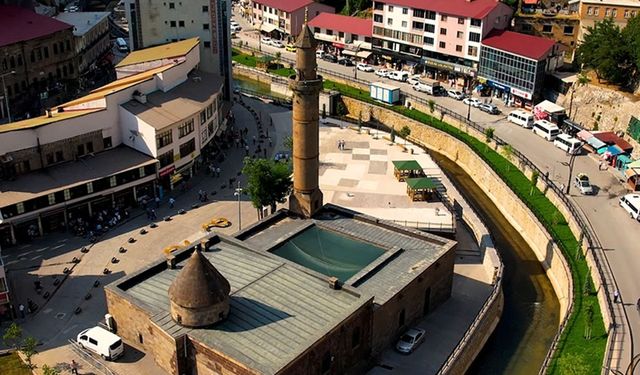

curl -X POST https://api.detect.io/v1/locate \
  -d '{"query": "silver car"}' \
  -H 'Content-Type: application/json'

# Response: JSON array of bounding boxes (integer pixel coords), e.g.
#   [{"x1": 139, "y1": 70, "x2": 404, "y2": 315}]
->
[{"x1": 396, "y1": 328, "x2": 426, "y2": 354}]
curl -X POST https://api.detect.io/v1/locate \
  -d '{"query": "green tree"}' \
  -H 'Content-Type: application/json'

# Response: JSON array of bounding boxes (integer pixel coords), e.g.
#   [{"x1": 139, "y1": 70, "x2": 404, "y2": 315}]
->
[
  {"x1": 42, "y1": 365, "x2": 61, "y2": 375},
  {"x1": 557, "y1": 352, "x2": 590, "y2": 374},
  {"x1": 242, "y1": 158, "x2": 292, "y2": 218},
  {"x1": 3, "y1": 322, "x2": 22, "y2": 349},
  {"x1": 427, "y1": 100, "x2": 436, "y2": 124},
  {"x1": 530, "y1": 171, "x2": 539, "y2": 196},
  {"x1": 21, "y1": 336, "x2": 38, "y2": 370},
  {"x1": 623, "y1": 14, "x2": 640, "y2": 77},
  {"x1": 390, "y1": 126, "x2": 396, "y2": 143},
  {"x1": 568, "y1": 73, "x2": 590, "y2": 119},
  {"x1": 584, "y1": 303, "x2": 594, "y2": 340},
  {"x1": 398, "y1": 125, "x2": 411, "y2": 146},
  {"x1": 501, "y1": 144, "x2": 514, "y2": 172},
  {"x1": 283, "y1": 135, "x2": 293, "y2": 151},
  {"x1": 484, "y1": 127, "x2": 495, "y2": 151},
  {"x1": 576, "y1": 18, "x2": 633, "y2": 85}
]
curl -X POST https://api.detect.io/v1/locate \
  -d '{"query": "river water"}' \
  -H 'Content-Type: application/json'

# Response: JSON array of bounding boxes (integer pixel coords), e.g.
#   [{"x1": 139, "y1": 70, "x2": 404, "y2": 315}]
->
[{"x1": 233, "y1": 76, "x2": 561, "y2": 373}]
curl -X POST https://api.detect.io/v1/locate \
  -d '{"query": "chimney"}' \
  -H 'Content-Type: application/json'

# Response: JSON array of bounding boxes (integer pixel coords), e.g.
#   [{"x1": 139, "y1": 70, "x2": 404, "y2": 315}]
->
[
  {"x1": 45, "y1": 109, "x2": 52, "y2": 118},
  {"x1": 200, "y1": 239, "x2": 209, "y2": 252},
  {"x1": 166, "y1": 254, "x2": 177, "y2": 269},
  {"x1": 328, "y1": 277, "x2": 341, "y2": 290}
]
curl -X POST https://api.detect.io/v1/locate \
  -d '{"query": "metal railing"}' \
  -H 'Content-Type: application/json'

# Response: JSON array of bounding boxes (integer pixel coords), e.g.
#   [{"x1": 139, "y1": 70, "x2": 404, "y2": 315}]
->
[
  {"x1": 232, "y1": 45, "x2": 620, "y2": 372},
  {"x1": 68, "y1": 339, "x2": 119, "y2": 375}
]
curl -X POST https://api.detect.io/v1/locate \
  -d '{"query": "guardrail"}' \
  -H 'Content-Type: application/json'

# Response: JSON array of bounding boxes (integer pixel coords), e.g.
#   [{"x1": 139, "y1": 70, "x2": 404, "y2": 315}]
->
[
  {"x1": 68, "y1": 339, "x2": 119, "y2": 375},
  {"x1": 232, "y1": 44, "x2": 619, "y2": 373}
]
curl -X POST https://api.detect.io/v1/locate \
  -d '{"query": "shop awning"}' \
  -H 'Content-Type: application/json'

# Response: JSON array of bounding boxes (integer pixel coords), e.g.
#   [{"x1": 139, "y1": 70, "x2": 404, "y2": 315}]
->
[
  {"x1": 342, "y1": 49, "x2": 372, "y2": 58},
  {"x1": 627, "y1": 160, "x2": 640, "y2": 169},
  {"x1": 260, "y1": 23, "x2": 277, "y2": 33},
  {"x1": 586, "y1": 136, "x2": 607, "y2": 150},
  {"x1": 598, "y1": 145, "x2": 624, "y2": 156},
  {"x1": 625, "y1": 168, "x2": 640, "y2": 178},
  {"x1": 393, "y1": 160, "x2": 423, "y2": 171},
  {"x1": 406, "y1": 177, "x2": 436, "y2": 190},
  {"x1": 618, "y1": 154, "x2": 632, "y2": 165},
  {"x1": 576, "y1": 130, "x2": 593, "y2": 141}
]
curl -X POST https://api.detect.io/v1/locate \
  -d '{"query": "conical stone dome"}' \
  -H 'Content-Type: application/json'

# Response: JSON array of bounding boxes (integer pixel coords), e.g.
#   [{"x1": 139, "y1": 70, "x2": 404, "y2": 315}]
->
[{"x1": 168, "y1": 249, "x2": 231, "y2": 327}]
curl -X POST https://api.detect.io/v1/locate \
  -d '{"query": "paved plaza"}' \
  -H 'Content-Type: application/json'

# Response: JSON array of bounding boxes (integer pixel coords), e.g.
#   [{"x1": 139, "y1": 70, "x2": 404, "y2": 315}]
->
[{"x1": 1, "y1": 98, "x2": 494, "y2": 374}]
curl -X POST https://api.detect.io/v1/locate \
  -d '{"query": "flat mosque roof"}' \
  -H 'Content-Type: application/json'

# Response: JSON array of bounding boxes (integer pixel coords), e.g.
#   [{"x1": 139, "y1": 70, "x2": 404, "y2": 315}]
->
[
  {"x1": 109, "y1": 233, "x2": 370, "y2": 375},
  {"x1": 239, "y1": 204, "x2": 456, "y2": 305}
]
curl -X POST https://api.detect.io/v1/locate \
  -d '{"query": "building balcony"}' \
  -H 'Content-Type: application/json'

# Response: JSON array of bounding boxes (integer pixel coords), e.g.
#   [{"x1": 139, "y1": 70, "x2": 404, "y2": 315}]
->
[{"x1": 517, "y1": 8, "x2": 579, "y2": 19}]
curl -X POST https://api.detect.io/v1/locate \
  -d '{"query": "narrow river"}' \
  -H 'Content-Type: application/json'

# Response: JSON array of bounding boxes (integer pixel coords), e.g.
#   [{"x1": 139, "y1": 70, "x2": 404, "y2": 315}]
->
[{"x1": 233, "y1": 76, "x2": 561, "y2": 373}]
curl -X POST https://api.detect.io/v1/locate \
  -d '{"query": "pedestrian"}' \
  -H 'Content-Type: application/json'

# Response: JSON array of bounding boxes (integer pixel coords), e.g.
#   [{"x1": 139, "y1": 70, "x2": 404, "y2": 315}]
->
[
  {"x1": 560, "y1": 183, "x2": 565, "y2": 192},
  {"x1": 263, "y1": 148, "x2": 267, "y2": 158},
  {"x1": 245, "y1": 145, "x2": 250, "y2": 156},
  {"x1": 155, "y1": 196, "x2": 160, "y2": 208},
  {"x1": 253, "y1": 135, "x2": 256, "y2": 145},
  {"x1": 169, "y1": 197, "x2": 175, "y2": 208},
  {"x1": 614, "y1": 290, "x2": 620, "y2": 303},
  {"x1": 268, "y1": 137, "x2": 272, "y2": 147},
  {"x1": 337, "y1": 140, "x2": 341, "y2": 150},
  {"x1": 598, "y1": 160, "x2": 603, "y2": 171},
  {"x1": 19, "y1": 304, "x2": 25, "y2": 319},
  {"x1": 216, "y1": 167, "x2": 221, "y2": 177},
  {"x1": 151, "y1": 209, "x2": 157, "y2": 220},
  {"x1": 71, "y1": 359, "x2": 79, "y2": 375}
]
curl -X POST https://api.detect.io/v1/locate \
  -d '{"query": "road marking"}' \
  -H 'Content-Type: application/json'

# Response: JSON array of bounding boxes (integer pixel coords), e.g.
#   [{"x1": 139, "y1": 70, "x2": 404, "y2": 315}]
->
[
  {"x1": 43, "y1": 308, "x2": 53, "y2": 315},
  {"x1": 35, "y1": 247, "x2": 49, "y2": 253},
  {"x1": 17, "y1": 251, "x2": 33, "y2": 257},
  {"x1": 30, "y1": 255, "x2": 42, "y2": 260},
  {"x1": 52, "y1": 244, "x2": 65, "y2": 250},
  {"x1": 5, "y1": 260, "x2": 18, "y2": 266}
]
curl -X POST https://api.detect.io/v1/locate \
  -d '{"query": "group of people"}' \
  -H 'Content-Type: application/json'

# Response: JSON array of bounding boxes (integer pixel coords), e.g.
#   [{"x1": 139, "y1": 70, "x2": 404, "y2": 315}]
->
[
  {"x1": 67, "y1": 207, "x2": 129, "y2": 240},
  {"x1": 337, "y1": 139, "x2": 347, "y2": 151}
]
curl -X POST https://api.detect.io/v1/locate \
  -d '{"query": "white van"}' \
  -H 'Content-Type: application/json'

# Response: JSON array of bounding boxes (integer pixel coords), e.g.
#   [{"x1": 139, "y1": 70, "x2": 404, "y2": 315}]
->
[
  {"x1": 532, "y1": 119, "x2": 559, "y2": 141},
  {"x1": 115, "y1": 38, "x2": 128, "y2": 53},
  {"x1": 507, "y1": 110, "x2": 534, "y2": 128},
  {"x1": 553, "y1": 133, "x2": 582, "y2": 154},
  {"x1": 413, "y1": 78, "x2": 441, "y2": 95},
  {"x1": 315, "y1": 50, "x2": 325, "y2": 59},
  {"x1": 620, "y1": 194, "x2": 640, "y2": 221},
  {"x1": 77, "y1": 326, "x2": 124, "y2": 360},
  {"x1": 387, "y1": 71, "x2": 409, "y2": 82}
]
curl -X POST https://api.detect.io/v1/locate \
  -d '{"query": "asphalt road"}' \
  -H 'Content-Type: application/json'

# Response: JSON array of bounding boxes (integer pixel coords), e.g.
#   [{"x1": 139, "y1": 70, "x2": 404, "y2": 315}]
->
[{"x1": 232, "y1": 12, "x2": 638, "y2": 369}]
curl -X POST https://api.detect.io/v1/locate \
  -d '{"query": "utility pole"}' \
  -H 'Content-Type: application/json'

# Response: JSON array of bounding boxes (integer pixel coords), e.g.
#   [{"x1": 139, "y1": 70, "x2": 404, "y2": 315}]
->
[{"x1": 234, "y1": 181, "x2": 243, "y2": 230}]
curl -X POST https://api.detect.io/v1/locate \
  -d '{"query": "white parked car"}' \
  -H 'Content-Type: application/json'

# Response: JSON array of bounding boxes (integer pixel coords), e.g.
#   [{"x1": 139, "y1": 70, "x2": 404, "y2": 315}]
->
[
  {"x1": 447, "y1": 90, "x2": 465, "y2": 100},
  {"x1": 77, "y1": 326, "x2": 124, "y2": 361},
  {"x1": 407, "y1": 75, "x2": 422, "y2": 86},
  {"x1": 396, "y1": 328, "x2": 426, "y2": 354},
  {"x1": 462, "y1": 97, "x2": 482, "y2": 107},
  {"x1": 261, "y1": 36, "x2": 272, "y2": 45},
  {"x1": 271, "y1": 40, "x2": 284, "y2": 48},
  {"x1": 375, "y1": 69, "x2": 389, "y2": 77},
  {"x1": 356, "y1": 62, "x2": 374, "y2": 72}
]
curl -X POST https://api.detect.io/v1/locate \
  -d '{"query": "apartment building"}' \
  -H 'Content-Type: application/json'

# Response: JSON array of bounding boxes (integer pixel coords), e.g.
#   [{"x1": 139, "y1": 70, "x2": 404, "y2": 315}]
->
[
  {"x1": 512, "y1": 14, "x2": 579, "y2": 63},
  {"x1": 0, "y1": 39, "x2": 228, "y2": 245},
  {"x1": 478, "y1": 30, "x2": 563, "y2": 107},
  {"x1": 308, "y1": 13, "x2": 373, "y2": 60},
  {"x1": 54, "y1": 12, "x2": 112, "y2": 85},
  {"x1": 0, "y1": 5, "x2": 77, "y2": 123},
  {"x1": 569, "y1": 0, "x2": 640, "y2": 40},
  {"x1": 249, "y1": 0, "x2": 334, "y2": 41},
  {"x1": 124, "y1": 0, "x2": 232, "y2": 99},
  {"x1": 371, "y1": 0, "x2": 513, "y2": 87}
]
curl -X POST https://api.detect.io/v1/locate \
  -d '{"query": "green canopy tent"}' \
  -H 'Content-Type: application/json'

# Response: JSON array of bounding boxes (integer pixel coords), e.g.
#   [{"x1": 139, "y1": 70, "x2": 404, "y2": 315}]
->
[
  {"x1": 392, "y1": 160, "x2": 424, "y2": 182},
  {"x1": 406, "y1": 177, "x2": 436, "y2": 201}
]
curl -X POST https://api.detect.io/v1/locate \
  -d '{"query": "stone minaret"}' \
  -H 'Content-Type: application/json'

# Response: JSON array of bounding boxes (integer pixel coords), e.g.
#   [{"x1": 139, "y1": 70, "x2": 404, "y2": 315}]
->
[{"x1": 288, "y1": 13, "x2": 323, "y2": 218}]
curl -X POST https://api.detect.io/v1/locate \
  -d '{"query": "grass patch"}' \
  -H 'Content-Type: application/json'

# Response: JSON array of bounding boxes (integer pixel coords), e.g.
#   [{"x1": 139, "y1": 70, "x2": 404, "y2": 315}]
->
[
  {"x1": 269, "y1": 67, "x2": 294, "y2": 77},
  {"x1": 0, "y1": 353, "x2": 30, "y2": 375},
  {"x1": 323, "y1": 79, "x2": 607, "y2": 374},
  {"x1": 232, "y1": 48, "x2": 257, "y2": 68}
]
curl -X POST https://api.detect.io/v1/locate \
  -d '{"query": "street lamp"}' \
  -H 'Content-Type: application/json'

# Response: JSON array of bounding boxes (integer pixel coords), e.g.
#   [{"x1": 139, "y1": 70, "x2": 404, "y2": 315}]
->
[
  {"x1": 0, "y1": 70, "x2": 16, "y2": 123},
  {"x1": 258, "y1": 20, "x2": 264, "y2": 52},
  {"x1": 234, "y1": 181, "x2": 243, "y2": 230},
  {"x1": 564, "y1": 143, "x2": 585, "y2": 195},
  {"x1": 466, "y1": 100, "x2": 471, "y2": 121}
]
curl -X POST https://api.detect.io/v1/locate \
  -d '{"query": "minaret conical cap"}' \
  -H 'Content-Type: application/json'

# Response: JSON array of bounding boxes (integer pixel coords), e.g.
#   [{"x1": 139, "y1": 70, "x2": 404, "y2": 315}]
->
[
  {"x1": 295, "y1": 24, "x2": 318, "y2": 49},
  {"x1": 169, "y1": 249, "x2": 230, "y2": 309}
]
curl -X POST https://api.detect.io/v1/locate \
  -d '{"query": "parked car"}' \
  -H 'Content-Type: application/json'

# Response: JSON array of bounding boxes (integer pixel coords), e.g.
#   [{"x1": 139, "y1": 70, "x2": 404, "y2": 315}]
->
[
  {"x1": 375, "y1": 69, "x2": 389, "y2": 77},
  {"x1": 322, "y1": 54, "x2": 338, "y2": 63},
  {"x1": 396, "y1": 328, "x2": 426, "y2": 354},
  {"x1": 462, "y1": 97, "x2": 482, "y2": 107},
  {"x1": 620, "y1": 194, "x2": 640, "y2": 220},
  {"x1": 285, "y1": 44, "x2": 296, "y2": 52},
  {"x1": 231, "y1": 24, "x2": 242, "y2": 32},
  {"x1": 356, "y1": 62, "x2": 374, "y2": 72},
  {"x1": 337, "y1": 57, "x2": 354, "y2": 66},
  {"x1": 407, "y1": 74, "x2": 422, "y2": 86},
  {"x1": 433, "y1": 86, "x2": 447, "y2": 96},
  {"x1": 479, "y1": 103, "x2": 501, "y2": 114},
  {"x1": 261, "y1": 36, "x2": 272, "y2": 45},
  {"x1": 315, "y1": 50, "x2": 325, "y2": 58},
  {"x1": 574, "y1": 173, "x2": 594, "y2": 195},
  {"x1": 271, "y1": 40, "x2": 284, "y2": 48},
  {"x1": 447, "y1": 90, "x2": 465, "y2": 100},
  {"x1": 77, "y1": 327, "x2": 124, "y2": 361}
]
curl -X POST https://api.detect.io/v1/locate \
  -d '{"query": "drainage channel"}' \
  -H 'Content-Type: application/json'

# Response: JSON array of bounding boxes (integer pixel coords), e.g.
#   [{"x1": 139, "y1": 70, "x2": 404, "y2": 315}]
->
[{"x1": 431, "y1": 152, "x2": 560, "y2": 374}]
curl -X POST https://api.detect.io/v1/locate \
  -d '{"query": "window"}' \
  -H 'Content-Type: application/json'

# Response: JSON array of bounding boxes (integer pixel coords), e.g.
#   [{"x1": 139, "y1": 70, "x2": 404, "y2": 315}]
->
[
  {"x1": 374, "y1": 2, "x2": 383, "y2": 10},
  {"x1": 103, "y1": 137, "x2": 112, "y2": 149},
  {"x1": 179, "y1": 138, "x2": 196, "y2": 158},
  {"x1": 64, "y1": 189, "x2": 71, "y2": 201},
  {"x1": 423, "y1": 36, "x2": 434, "y2": 45},
  {"x1": 587, "y1": 6, "x2": 593, "y2": 15},
  {"x1": 352, "y1": 327, "x2": 361, "y2": 349},
  {"x1": 156, "y1": 129, "x2": 173, "y2": 148},
  {"x1": 321, "y1": 351, "x2": 332, "y2": 373},
  {"x1": 352, "y1": 35, "x2": 359, "y2": 41},
  {"x1": 612, "y1": 8, "x2": 617, "y2": 17},
  {"x1": 374, "y1": 14, "x2": 382, "y2": 22},
  {"x1": 158, "y1": 151, "x2": 173, "y2": 167},
  {"x1": 458, "y1": 17, "x2": 465, "y2": 24},
  {"x1": 16, "y1": 203, "x2": 25, "y2": 215},
  {"x1": 206, "y1": 104, "x2": 213, "y2": 119},
  {"x1": 401, "y1": 21, "x2": 407, "y2": 27},
  {"x1": 178, "y1": 20, "x2": 185, "y2": 27},
  {"x1": 86, "y1": 142, "x2": 93, "y2": 153},
  {"x1": 200, "y1": 110, "x2": 206, "y2": 124},
  {"x1": 468, "y1": 32, "x2": 480, "y2": 42},
  {"x1": 53, "y1": 43, "x2": 58, "y2": 54},
  {"x1": 456, "y1": 45, "x2": 462, "y2": 52},
  {"x1": 440, "y1": 28, "x2": 446, "y2": 35},
  {"x1": 457, "y1": 31, "x2": 463, "y2": 38},
  {"x1": 87, "y1": 182, "x2": 94, "y2": 194},
  {"x1": 398, "y1": 309, "x2": 406, "y2": 327},
  {"x1": 387, "y1": 18, "x2": 393, "y2": 25},
  {"x1": 439, "y1": 41, "x2": 446, "y2": 48},
  {"x1": 542, "y1": 24, "x2": 552, "y2": 33},
  {"x1": 564, "y1": 26, "x2": 574, "y2": 35},
  {"x1": 55, "y1": 151, "x2": 63, "y2": 162},
  {"x1": 77, "y1": 144, "x2": 85, "y2": 156},
  {"x1": 48, "y1": 193, "x2": 55, "y2": 205},
  {"x1": 169, "y1": 2, "x2": 174, "y2": 8},
  {"x1": 66, "y1": 40, "x2": 71, "y2": 51},
  {"x1": 425, "y1": 24, "x2": 435, "y2": 33},
  {"x1": 594, "y1": 7, "x2": 599, "y2": 16},
  {"x1": 441, "y1": 15, "x2": 447, "y2": 21},
  {"x1": 468, "y1": 45, "x2": 478, "y2": 56},
  {"x1": 179, "y1": 119, "x2": 194, "y2": 138},
  {"x1": 624, "y1": 9, "x2": 630, "y2": 18},
  {"x1": 109, "y1": 176, "x2": 117, "y2": 187},
  {"x1": 413, "y1": 21, "x2": 424, "y2": 30},
  {"x1": 203, "y1": 23, "x2": 209, "y2": 30},
  {"x1": 413, "y1": 9, "x2": 424, "y2": 18},
  {"x1": 605, "y1": 8, "x2": 611, "y2": 16},
  {"x1": 202, "y1": 5, "x2": 208, "y2": 11},
  {"x1": 170, "y1": 21, "x2": 176, "y2": 27},
  {"x1": 402, "y1": 8, "x2": 408, "y2": 14},
  {"x1": 388, "y1": 5, "x2": 393, "y2": 11},
  {"x1": 44, "y1": 47, "x2": 49, "y2": 58},
  {"x1": 338, "y1": 31, "x2": 344, "y2": 38},
  {"x1": 326, "y1": 30, "x2": 333, "y2": 36},
  {"x1": 426, "y1": 11, "x2": 436, "y2": 20},
  {"x1": 204, "y1": 41, "x2": 211, "y2": 48},
  {"x1": 470, "y1": 18, "x2": 481, "y2": 27}
]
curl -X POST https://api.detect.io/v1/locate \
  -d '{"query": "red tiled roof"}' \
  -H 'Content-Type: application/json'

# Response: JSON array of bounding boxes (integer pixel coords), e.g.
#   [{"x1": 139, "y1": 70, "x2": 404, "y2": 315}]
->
[
  {"x1": 253, "y1": 0, "x2": 315, "y2": 13},
  {"x1": 308, "y1": 13, "x2": 372, "y2": 37},
  {"x1": 482, "y1": 30, "x2": 556, "y2": 60},
  {"x1": 0, "y1": 6, "x2": 73, "y2": 47},
  {"x1": 593, "y1": 132, "x2": 634, "y2": 152},
  {"x1": 377, "y1": 0, "x2": 507, "y2": 19}
]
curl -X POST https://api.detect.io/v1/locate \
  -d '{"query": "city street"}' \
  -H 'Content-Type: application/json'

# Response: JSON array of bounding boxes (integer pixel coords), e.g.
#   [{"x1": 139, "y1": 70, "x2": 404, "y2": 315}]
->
[{"x1": 232, "y1": 12, "x2": 638, "y2": 369}]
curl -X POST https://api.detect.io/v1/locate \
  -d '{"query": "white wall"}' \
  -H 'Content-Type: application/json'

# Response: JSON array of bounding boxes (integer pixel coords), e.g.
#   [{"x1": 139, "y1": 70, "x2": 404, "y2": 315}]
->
[{"x1": 118, "y1": 105, "x2": 158, "y2": 157}]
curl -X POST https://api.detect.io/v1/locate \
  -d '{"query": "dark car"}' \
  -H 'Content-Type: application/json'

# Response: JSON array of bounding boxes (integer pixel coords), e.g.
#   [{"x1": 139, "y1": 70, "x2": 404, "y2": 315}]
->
[
  {"x1": 322, "y1": 54, "x2": 338, "y2": 63},
  {"x1": 337, "y1": 57, "x2": 354, "y2": 66},
  {"x1": 479, "y1": 103, "x2": 501, "y2": 115},
  {"x1": 433, "y1": 86, "x2": 446, "y2": 96}
]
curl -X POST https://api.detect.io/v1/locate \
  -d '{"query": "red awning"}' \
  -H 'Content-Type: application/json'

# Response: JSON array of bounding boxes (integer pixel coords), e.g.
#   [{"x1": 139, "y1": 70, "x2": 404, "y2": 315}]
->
[
  {"x1": 523, "y1": 0, "x2": 538, "y2": 4},
  {"x1": 332, "y1": 42, "x2": 345, "y2": 49}
]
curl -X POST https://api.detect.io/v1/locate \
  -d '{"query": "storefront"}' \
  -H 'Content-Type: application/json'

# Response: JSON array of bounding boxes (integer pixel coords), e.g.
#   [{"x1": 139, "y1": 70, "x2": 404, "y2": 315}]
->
[{"x1": 423, "y1": 58, "x2": 476, "y2": 90}]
